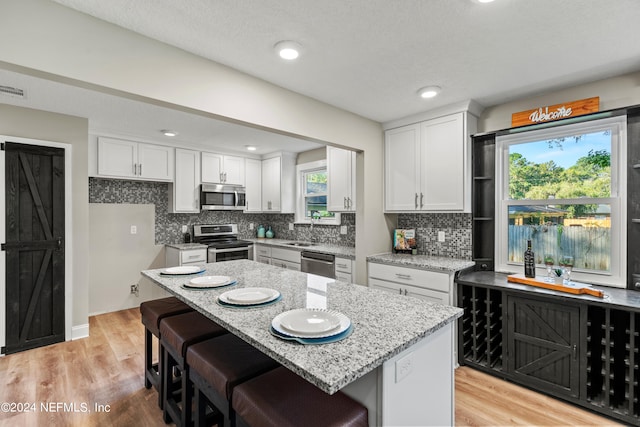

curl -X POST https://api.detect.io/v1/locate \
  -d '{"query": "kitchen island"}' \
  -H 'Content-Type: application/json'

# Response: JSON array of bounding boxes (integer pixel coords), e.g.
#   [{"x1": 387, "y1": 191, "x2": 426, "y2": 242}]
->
[{"x1": 142, "y1": 259, "x2": 462, "y2": 426}]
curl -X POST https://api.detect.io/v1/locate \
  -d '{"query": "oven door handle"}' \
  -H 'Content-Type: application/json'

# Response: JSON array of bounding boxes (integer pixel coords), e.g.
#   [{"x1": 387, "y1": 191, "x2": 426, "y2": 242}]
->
[{"x1": 209, "y1": 246, "x2": 251, "y2": 254}]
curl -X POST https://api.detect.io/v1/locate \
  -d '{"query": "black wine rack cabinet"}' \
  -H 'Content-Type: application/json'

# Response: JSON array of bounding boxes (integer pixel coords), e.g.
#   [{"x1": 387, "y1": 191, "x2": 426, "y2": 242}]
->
[{"x1": 457, "y1": 271, "x2": 640, "y2": 425}]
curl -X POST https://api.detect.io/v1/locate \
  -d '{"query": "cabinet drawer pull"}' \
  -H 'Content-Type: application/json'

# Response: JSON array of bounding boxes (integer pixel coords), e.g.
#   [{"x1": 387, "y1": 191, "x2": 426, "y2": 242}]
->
[
  {"x1": 396, "y1": 273, "x2": 412, "y2": 280},
  {"x1": 414, "y1": 193, "x2": 418, "y2": 209},
  {"x1": 420, "y1": 192, "x2": 424, "y2": 209},
  {"x1": 337, "y1": 263, "x2": 348, "y2": 269}
]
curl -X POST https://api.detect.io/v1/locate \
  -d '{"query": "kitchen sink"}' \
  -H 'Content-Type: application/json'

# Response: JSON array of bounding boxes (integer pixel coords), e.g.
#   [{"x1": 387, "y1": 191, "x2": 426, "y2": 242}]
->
[{"x1": 285, "y1": 242, "x2": 315, "y2": 247}]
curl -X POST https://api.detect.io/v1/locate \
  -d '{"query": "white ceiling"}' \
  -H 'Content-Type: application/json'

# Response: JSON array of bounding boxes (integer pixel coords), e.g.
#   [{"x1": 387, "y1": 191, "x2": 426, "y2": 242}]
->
[{"x1": 3, "y1": 0, "x2": 640, "y2": 153}]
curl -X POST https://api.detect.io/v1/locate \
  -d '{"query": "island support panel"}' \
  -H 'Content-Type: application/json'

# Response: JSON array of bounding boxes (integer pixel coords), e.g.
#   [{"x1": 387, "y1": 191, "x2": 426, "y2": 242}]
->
[{"x1": 458, "y1": 282, "x2": 640, "y2": 425}]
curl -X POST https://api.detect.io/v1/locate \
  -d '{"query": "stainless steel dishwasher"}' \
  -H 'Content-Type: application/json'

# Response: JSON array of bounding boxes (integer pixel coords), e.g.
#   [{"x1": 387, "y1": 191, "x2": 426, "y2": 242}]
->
[{"x1": 300, "y1": 251, "x2": 335, "y2": 278}]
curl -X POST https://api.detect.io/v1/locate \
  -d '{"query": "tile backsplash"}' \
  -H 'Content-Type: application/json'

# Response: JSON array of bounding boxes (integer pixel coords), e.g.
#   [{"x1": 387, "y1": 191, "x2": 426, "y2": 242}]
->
[
  {"x1": 397, "y1": 213, "x2": 472, "y2": 260},
  {"x1": 89, "y1": 178, "x2": 355, "y2": 246}
]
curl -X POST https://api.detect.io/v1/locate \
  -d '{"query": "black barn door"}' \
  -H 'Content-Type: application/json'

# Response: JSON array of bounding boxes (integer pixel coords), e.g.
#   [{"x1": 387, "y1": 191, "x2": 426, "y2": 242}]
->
[{"x1": 2, "y1": 142, "x2": 65, "y2": 354}]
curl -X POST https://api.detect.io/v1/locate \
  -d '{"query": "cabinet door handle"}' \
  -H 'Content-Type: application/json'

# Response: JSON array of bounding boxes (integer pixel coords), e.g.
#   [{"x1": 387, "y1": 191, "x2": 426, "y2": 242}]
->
[
  {"x1": 344, "y1": 197, "x2": 347, "y2": 209},
  {"x1": 415, "y1": 193, "x2": 418, "y2": 209},
  {"x1": 396, "y1": 273, "x2": 412, "y2": 280},
  {"x1": 420, "y1": 192, "x2": 424, "y2": 209},
  {"x1": 573, "y1": 344, "x2": 577, "y2": 360},
  {"x1": 398, "y1": 288, "x2": 403, "y2": 295},
  {"x1": 139, "y1": 163, "x2": 142, "y2": 176},
  {"x1": 133, "y1": 163, "x2": 137, "y2": 175},
  {"x1": 347, "y1": 197, "x2": 351, "y2": 209},
  {"x1": 404, "y1": 289, "x2": 408, "y2": 296}
]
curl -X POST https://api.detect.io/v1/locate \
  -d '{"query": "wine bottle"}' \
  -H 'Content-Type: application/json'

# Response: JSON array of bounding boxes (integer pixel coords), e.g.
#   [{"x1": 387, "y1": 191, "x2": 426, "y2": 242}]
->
[{"x1": 524, "y1": 240, "x2": 535, "y2": 278}]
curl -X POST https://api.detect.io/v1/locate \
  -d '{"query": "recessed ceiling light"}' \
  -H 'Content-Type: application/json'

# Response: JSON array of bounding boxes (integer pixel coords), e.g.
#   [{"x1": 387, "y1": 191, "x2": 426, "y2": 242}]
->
[
  {"x1": 245, "y1": 145, "x2": 257, "y2": 151},
  {"x1": 161, "y1": 129, "x2": 178, "y2": 137},
  {"x1": 274, "y1": 40, "x2": 302, "y2": 60},
  {"x1": 474, "y1": 0, "x2": 496, "y2": 3},
  {"x1": 417, "y1": 86, "x2": 441, "y2": 99}
]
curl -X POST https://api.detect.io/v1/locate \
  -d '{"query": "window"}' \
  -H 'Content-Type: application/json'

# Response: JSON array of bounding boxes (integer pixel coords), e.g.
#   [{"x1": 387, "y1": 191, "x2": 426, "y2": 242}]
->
[
  {"x1": 295, "y1": 160, "x2": 340, "y2": 225},
  {"x1": 495, "y1": 116, "x2": 627, "y2": 287}
]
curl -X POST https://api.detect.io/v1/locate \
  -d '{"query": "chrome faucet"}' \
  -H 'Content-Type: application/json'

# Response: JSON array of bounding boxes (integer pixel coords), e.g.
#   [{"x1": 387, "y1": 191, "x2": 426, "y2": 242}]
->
[{"x1": 310, "y1": 210, "x2": 321, "y2": 230}]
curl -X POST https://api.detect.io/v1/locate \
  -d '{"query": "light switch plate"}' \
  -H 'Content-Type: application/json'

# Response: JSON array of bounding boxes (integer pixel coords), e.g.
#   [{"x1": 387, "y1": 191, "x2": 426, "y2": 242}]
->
[
  {"x1": 181, "y1": 225, "x2": 187, "y2": 233},
  {"x1": 395, "y1": 352, "x2": 413, "y2": 383},
  {"x1": 130, "y1": 225, "x2": 137, "y2": 235},
  {"x1": 289, "y1": 223, "x2": 294, "y2": 231},
  {"x1": 437, "y1": 231, "x2": 445, "y2": 242},
  {"x1": 340, "y1": 225, "x2": 347, "y2": 235}
]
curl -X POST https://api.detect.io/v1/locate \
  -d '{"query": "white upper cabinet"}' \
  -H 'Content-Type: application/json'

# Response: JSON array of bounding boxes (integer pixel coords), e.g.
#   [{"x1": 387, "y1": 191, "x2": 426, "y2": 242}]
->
[
  {"x1": 327, "y1": 146, "x2": 357, "y2": 212},
  {"x1": 201, "y1": 152, "x2": 245, "y2": 185},
  {"x1": 97, "y1": 137, "x2": 174, "y2": 181},
  {"x1": 169, "y1": 148, "x2": 200, "y2": 213},
  {"x1": 384, "y1": 124, "x2": 421, "y2": 211},
  {"x1": 384, "y1": 111, "x2": 476, "y2": 212},
  {"x1": 244, "y1": 158, "x2": 262, "y2": 212},
  {"x1": 261, "y1": 153, "x2": 296, "y2": 213}
]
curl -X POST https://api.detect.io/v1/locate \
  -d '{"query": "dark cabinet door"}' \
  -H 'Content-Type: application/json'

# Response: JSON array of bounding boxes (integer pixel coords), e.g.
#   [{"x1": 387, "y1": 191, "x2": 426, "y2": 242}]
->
[
  {"x1": 3, "y1": 142, "x2": 65, "y2": 354},
  {"x1": 506, "y1": 295, "x2": 580, "y2": 398}
]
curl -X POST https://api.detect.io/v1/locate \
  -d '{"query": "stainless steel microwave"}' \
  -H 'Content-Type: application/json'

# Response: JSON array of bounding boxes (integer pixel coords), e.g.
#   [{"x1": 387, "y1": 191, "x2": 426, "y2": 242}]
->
[{"x1": 200, "y1": 184, "x2": 246, "y2": 210}]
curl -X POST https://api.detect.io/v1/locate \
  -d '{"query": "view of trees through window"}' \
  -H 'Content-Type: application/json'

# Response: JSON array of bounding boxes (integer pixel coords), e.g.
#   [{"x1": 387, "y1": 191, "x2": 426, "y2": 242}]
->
[
  {"x1": 304, "y1": 170, "x2": 334, "y2": 219},
  {"x1": 507, "y1": 130, "x2": 612, "y2": 272}
]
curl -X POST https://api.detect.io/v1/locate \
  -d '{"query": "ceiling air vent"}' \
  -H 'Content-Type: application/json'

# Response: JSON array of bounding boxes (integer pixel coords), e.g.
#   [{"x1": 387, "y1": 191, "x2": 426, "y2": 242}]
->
[{"x1": 0, "y1": 85, "x2": 26, "y2": 99}]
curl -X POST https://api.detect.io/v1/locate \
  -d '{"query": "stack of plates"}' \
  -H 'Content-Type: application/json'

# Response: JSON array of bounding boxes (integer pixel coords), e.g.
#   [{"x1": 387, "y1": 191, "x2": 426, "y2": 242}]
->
[
  {"x1": 217, "y1": 287, "x2": 281, "y2": 307},
  {"x1": 160, "y1": 265, "x2": 205, "y2": 275},
  {"x1": 182, "y1": 275, "x2": 237, "y2": 290},
  {"x1": 271, "y1": 308, "x2": 352, "y2": 344}
]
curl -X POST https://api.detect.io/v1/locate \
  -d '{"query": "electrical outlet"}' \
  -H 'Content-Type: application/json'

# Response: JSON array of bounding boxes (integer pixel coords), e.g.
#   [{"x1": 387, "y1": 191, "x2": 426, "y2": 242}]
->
[
  {"x1": 289, "y1": 223, "x2": 294, "y2": 231},
  {"x1": 130, "y1": 225, "x2": 137, "y2": 235},
  {"x1": 249, "y1": 223, "x2": 254, "y2": 230},
  {"x1": 437, "y1": 231, "x2": 445, "y2": 242},
  {"x1": 395, "y1": 352, "x2": 413, "y2": 383},
  {"x1": 340, "y1": 225, "x2": 347, "y2": 235},
  {"x1": 181, "y1": 225, "x2": 187, "y2": 233},
  {"x1": 130, "y1": 283, "x2": 139, "y2": 297}
]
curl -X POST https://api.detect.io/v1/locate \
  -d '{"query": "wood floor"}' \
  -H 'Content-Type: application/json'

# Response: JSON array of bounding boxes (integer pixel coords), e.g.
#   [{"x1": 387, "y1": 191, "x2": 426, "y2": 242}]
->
[{"x1": 0, "y1": 308, "x2": 621, "y2": 427}]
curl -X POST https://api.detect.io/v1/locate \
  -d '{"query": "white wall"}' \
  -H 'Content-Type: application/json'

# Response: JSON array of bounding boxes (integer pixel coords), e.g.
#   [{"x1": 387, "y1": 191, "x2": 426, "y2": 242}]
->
[
  {"x1": 0, "y1": 0, "x2": 390, "y2": 283},
  {"x1": 88, "y1": 204, "x2": 168, "y2": 315},
  {"x1": 479, "y1": 71, "x2": 640, "y2": 133}
]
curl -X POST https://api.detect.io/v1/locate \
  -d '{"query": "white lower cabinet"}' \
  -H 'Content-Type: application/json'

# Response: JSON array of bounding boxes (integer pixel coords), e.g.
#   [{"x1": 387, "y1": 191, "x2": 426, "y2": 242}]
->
[
  {"x1": 334, "y1": 256, "x2": 353, "y2": 282},
  {"x1": 165, "y1": 246, "x2": 207, "y2": 267},
  {"x1": 254, "y1": 244, "x2": 301, "y2": 270},
  {"x1": 271, "y1": 247, "x2": 301, "y2": 271},
  {"x1": 367, "y1": 262, "x2": 451, "y2": 305}
]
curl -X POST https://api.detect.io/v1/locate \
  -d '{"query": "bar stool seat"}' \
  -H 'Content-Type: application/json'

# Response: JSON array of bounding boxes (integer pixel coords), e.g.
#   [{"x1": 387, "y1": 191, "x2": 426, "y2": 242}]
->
[
  {"x1": 232, "y1": 366, "x2": 368, "y2": 427},
  {"x1": 186, "y1": 334, "x2": 280, "y2": 427},
  {"x1": 160, "y1": 310, "x2": 228, "y2": 427},
  {"x1": 140, "y1": 297, "x2": 192, "y2": 392}
]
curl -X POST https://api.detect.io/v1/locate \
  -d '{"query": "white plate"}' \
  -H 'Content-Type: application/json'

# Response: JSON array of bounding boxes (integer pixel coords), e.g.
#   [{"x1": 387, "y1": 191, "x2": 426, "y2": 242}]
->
[
  {"x1": 161, "y1": 265, "x2": 204, "y2": 275},
  {"x1": 219, "y1": 288, "x2": 280, "y2": 305},
  {"x1": 272, "y1": 309, "x2": 351, "y2": 338},
  {"x1": 187, "y1": 276, "x2": 232, "y2": 288}
]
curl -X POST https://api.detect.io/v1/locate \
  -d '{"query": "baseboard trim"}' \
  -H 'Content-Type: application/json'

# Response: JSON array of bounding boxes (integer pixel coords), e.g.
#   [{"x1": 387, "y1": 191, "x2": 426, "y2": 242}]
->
[{"x1": 71, "y1": 323, "x2": 89, "y2": 340}]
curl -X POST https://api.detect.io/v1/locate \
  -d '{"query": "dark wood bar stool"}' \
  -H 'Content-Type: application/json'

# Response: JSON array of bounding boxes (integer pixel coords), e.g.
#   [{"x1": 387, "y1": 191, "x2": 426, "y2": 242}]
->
[
  {"x1": 232, "y1": 366, "x2": 369, "y2": 427},
  {"x1": 140, "y1": 297, "x2": 193, "y2": 402},
  {"x1": 160, "y1": 311, "x2": 228, "y2": 427},
  {"x1": 186, "y1": 334, "x2": 280, "y2": 427}
]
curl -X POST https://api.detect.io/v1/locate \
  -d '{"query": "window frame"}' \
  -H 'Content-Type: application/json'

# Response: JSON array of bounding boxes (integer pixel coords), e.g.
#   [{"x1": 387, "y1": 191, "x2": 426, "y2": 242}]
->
[
  {"x1": 295, "y1": 160, "x2": 341, "y2": 225},
  {"x1": 495, "y1": 115, "x2": 627, "y2": 288}
]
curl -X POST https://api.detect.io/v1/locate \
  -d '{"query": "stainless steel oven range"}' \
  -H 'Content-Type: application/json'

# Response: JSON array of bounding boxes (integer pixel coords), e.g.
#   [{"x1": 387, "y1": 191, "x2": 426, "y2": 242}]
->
[{"x1": 192, "y1": 224, "x2": 253, "y2": 263}]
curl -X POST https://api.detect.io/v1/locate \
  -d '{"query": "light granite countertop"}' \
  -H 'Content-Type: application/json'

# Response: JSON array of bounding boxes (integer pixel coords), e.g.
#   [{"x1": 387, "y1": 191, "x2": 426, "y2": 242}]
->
[
  {"x1": 367, "y1": 252, "x2": 475, "y2": 273},
  {"x1": 165, "y1": 243, "x2": 208, "y2": 250},
  {"x1": 141, "y1": 259, "x2": 461, "y2": 394},
  {"x1": 247, "y1": 238, "x2": 356, "y2": 260}
]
